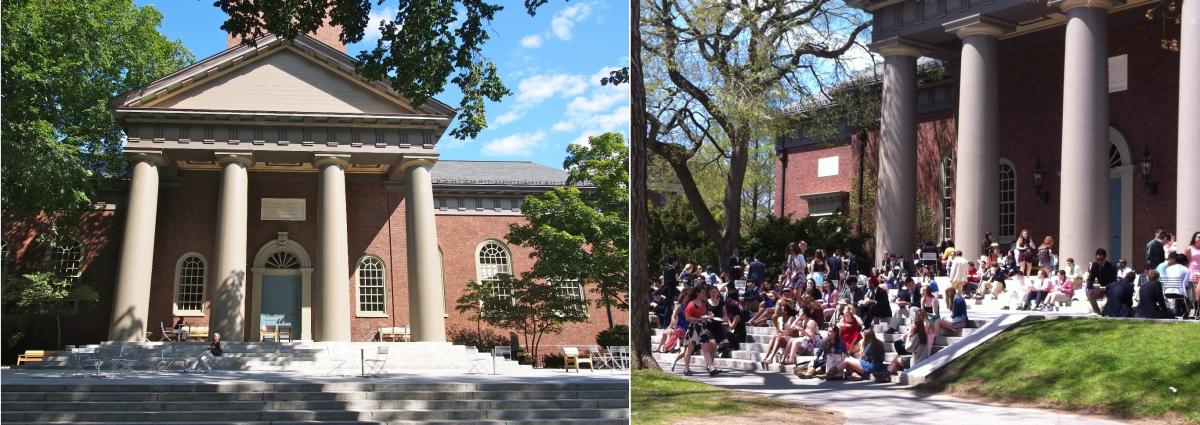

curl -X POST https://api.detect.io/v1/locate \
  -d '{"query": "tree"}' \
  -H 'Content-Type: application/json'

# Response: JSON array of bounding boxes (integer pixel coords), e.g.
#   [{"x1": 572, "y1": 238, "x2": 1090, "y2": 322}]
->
[
  {"x1": 453, "y1": 280, "x2": 492, "y2": 347},
  {"x1": 647, "y1": 197, "x2": 719, "y2": 276},
  {"x1": 642, "y1": 0, "x2": 871, "y2": 268},
  {"x1": 3, "y1": 272, "x2": 99, "y2": 350},
  {"x1": 457, "y1": 274, "x2": 588, "y2": 366},
  {"x1": 630, "y1": 0, "x2": 657, "y2": 369},
  {"x1": 1, "y1": 0, "x2": 193, "y2": 229},
  {"x1": 507, "y1": 133, "x2": 629, "y2": 329}
]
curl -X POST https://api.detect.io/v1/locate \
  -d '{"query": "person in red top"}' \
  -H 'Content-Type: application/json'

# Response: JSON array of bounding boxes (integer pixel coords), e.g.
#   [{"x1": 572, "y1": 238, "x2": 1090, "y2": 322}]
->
[
  {"x1": 680, "y1": 286, "x2": 722, "y2": 376},
  {"x1": 837, "y1": 304, "x2": 863, "y2": 352}
]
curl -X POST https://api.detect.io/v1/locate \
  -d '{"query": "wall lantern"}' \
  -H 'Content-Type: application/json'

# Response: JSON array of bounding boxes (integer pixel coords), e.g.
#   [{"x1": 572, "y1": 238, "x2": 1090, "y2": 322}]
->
[
  {"x1": 1139, "y1": 145, "x2": 1158, "y2": 194},
  {"x1": 1032, "y1": 159, "x2": 1050, "y2": 203}
]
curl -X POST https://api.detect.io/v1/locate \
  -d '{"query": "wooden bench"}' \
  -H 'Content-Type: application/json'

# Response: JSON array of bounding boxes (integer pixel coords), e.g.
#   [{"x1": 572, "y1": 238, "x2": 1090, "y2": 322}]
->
[
  {"x1": 16, "y1": 350, "x2": 59, "y2": 365},
  {"x1": 379, "y1": 326, "x2": 410, "y2": 342},
  {"x1": 186, "y1": 326, "x2": 209, "y2": 341}
]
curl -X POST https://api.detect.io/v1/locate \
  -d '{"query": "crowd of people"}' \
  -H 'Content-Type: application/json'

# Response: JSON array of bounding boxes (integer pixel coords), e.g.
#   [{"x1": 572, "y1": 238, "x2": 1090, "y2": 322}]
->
[{"x1": 648, "y1": 229, "x2": 1200, "y2": 381}]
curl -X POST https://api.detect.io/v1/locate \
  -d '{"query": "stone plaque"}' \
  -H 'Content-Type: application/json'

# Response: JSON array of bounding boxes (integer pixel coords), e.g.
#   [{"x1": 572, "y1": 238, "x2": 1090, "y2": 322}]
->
[
  {"x1": 1108, "y1": 54, "x2": 1127, "y2": 93},
  {"x1": 261, "y1": 198, "x2": 306, "y2": 221}
]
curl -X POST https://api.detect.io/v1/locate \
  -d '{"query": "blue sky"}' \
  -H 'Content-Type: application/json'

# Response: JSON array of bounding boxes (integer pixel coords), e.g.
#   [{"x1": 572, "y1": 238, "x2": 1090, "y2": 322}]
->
[{"x1": 136, "y1": 0, "x2": 630, "y2": 169}]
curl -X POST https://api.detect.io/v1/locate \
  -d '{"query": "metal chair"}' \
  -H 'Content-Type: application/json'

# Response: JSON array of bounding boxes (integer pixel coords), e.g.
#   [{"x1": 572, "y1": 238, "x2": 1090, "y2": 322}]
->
[
  {"x1": 609, "y1": 346, "x2": 631, "y2": 370},
  {"x1": 159, "y1": 322, "x2": 178, "y2": 342},
  {"x1": 156, "y1": 345, "x2": 187, "y2": 372},
  {"x1": 112, "y1": 345, "x2": 141, "y2": 377},
  {"x1": 363, "y1": 346, "x2": 390, "y2": 377},
  {"x1": 589, "y1": 345, "x2": 616, "y2": 369},
  {"x1": 324, "y1": 345, "x2": 349, "y2": 376}
]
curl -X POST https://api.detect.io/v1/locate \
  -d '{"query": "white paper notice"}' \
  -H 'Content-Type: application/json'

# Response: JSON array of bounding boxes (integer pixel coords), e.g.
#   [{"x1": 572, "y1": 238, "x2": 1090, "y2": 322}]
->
[
  {"x1": 817, "y1": 156, "x2": 839, "y2": 177},
  {"x1": 1109, "y1": 54, "x2": 1127, "y2": 93},
  {"x1": 261, "y1": 198, "x2": 306, "y2": 221}
]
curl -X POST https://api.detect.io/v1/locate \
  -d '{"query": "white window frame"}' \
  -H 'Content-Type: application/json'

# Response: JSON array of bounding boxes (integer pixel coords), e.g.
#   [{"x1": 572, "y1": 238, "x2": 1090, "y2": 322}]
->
[
  {"x1": 554, "y1": 279, "x2": 588, "y2": 317},
  {"x1": 998, "y1": 159, "x2": 1017, "y2": 243},
  {"x1": 45, "y1": 238, "x2": 85, "y2": 315},
  {"x1": 173, "y1": 253, "x2": 207, "y2": 316},
  {"x1": 355, "y1": 255, "x2": 388, "y2": 317},
  {"x1": 476, "y1": 240, "x2": 514, "y2": 311}
]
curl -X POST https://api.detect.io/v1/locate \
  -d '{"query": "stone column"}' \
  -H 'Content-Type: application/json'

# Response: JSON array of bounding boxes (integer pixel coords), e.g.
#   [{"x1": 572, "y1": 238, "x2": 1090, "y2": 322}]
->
[
  {"x1": 316, "y1": 154, "x2": 352, "y2": 341},
  {"x1": 872, "y1": 39, "x2": 924, "y2": 264},
  {"x1": 1058, "y1": 0, "x2": 1114, "y2": 266},
  {"x1": 1179, "y1": 0, "x2": 1200, "y2": 235},
  {"x1": 210, "y1": 153, "x2": 251, "y2": 341},
  {"x1": 945, "y1": 16, "x2": 1014, "y2": 261},
  {"x1": 108, "y1": 152, "x2": 163, "y2": 341},
  {"x1": 404, "y1": 158, "x2": 446, "y2": 342}
]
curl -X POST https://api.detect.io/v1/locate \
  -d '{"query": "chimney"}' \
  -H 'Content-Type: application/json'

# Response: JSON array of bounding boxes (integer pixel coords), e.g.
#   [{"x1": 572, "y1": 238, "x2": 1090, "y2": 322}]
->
[{"x1": 227, "y1": 19, "x2": 346, "y2": 52}]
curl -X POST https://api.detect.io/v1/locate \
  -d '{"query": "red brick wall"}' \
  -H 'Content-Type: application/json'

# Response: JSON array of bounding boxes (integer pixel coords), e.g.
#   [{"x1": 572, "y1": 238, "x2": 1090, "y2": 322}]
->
[
  {"x1": 775, "y1": 7, "x2": 1180, "y2": 268},
  {"x1": 4, "y1": 173, "x2": 625, "y2": 360}
]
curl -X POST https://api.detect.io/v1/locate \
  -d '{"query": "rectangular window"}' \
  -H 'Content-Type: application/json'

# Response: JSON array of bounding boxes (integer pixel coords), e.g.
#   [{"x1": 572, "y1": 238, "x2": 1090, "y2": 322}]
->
[{"x1": 555, "y1": 280, "x2": 587, "y2": 316}]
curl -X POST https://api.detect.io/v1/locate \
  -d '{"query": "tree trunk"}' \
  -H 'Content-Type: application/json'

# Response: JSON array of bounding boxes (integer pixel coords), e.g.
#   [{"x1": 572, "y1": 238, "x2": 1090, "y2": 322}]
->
[
  {"x1": 606, "y1": 304, "x2": 614, "y2": 330},
  {"x1": 55, "y1": 312, "x2": 62, "y2": 350},
  {"x1": 630, "y1": 0, "x2": 659, "y2": 370}
]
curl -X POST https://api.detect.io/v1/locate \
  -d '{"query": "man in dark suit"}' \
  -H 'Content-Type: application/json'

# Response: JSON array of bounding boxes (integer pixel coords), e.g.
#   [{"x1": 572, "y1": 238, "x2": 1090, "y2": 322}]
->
[
  {"x1": 747, "y1": 254, "x2": 766, "y2": 286},
  {"x1": 857, "y1": 277, "x2": 892, "y2": 326},
  {"x1": 1102, "y1": 271, "x2": 1135, "y2": 318},
  {"x1": 1135, "y1": 270, "x2": 1172, "y2": 319},
  {"x1": 1147, "y1": 230, "x2": 1166, "y2": 271},
  {"x1": 725, "y1": 249, "x2": 742, "y2": 281},
  {"x1": 1087, "y1": 248, "x2": 1118, "y2": 315},
  {"x1": 660, "y1": 256, "x2": 680, "y2": 324}
]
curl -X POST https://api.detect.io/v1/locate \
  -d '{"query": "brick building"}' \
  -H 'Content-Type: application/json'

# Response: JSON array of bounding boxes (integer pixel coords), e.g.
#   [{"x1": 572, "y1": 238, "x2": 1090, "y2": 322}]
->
[
  {"x1": 777, "y1": 0, "x2": 1198, "y2": 270},
  {"x1": 2, "y1": 31, "x2": 623, "y2": 353}
]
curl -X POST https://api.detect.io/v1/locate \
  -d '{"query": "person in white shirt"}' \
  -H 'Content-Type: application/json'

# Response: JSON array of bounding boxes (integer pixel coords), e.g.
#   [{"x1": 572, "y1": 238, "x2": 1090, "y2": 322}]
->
[
  {"x1": 1064, "y1": 258, "x2": 1085, "y2": 297},
  {"x1": 946, "y1": 251, "x2": 968, "y2": 309},
  {"x1": 1116, "y1": 259, "x2": 1134, "y2": 281},
  {"x1": 1003, "y1": 270, "x2": 1030, "y2": 310},
  {"x1": 1162, "y1": 253, "x2": 1193, "y2": 316}
]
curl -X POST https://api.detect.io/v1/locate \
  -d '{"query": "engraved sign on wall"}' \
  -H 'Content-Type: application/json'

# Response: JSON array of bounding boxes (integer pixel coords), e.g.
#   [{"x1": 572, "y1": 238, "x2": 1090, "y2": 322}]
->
[
  {"x1": 1108, "y1": 54, "x2": 1127, "y2": 93},
  {"x1": 261, "y1": 198, "x2": 306, "y2": 221}
]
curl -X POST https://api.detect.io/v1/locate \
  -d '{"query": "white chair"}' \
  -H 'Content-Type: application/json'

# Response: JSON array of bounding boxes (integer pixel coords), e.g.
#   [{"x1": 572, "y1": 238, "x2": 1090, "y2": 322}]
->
[
  {"x1": 364, "y1": 346, "x2": 389, "y2": 377},
  {"x1": 325, "y1": 345, "x2": 348, "y2": 376},
  {"x1": 156, "y1": 345, "x2": 187, "y2": 372},
  {"x1": 112, "y1": 345, "x2": 141, "y2": 377},
  {"x1": 609, "y1": 346, "x2": 630, "y2": 370},
  {"x1": 734, "y1": 280, "x2": 747, "y2": 292},
  {"x1": 493, "y1": 346, "x2": 513, "y2": 360},
  {"x1": 159, "y1": 322, "x2": 178, "y2": 342},
  {"x1": 467, "y1": 353, "x2": 488, "y2": 375},
  {"x1": 589, "y1": 345, "x2": 616, "y2": 369}
]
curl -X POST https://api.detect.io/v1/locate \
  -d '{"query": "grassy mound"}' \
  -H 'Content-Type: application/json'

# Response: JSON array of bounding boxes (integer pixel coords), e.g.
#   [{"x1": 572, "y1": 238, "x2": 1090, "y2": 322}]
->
[
  {"x1": 632, "y1": 369, "x2": 842, "y2": 425},
  {"x1": 922, "y1": 318, "x2": 1200, "y2": 423}
]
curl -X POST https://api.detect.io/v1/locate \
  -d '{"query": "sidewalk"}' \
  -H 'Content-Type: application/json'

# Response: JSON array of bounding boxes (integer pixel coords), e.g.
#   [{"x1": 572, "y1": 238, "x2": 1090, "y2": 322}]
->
[{"x1": 660, "y1": 368, "x2": 1124, "y2": 425}]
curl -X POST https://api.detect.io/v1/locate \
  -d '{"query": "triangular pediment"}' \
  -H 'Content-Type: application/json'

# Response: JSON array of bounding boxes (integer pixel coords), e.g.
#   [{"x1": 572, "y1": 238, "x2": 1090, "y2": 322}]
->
[{"x1": 150, "y1": 48, "x2": 414, "y2": 115}]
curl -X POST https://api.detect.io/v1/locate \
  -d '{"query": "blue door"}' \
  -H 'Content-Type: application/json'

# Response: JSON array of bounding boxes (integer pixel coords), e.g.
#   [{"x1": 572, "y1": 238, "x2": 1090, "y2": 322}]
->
[
  {"x1": 261, "y1": 275, "x2": 301, "y2": 338},
  {"x1": 1108, "y1": 177, "x2": 1121, "y2": 261}
]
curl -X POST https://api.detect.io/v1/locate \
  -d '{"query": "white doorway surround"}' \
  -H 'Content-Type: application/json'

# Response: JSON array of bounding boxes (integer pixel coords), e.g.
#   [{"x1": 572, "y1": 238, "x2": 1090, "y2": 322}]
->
[{"x1": 250, "y1": 232, "x2": 313, "y2": 342}]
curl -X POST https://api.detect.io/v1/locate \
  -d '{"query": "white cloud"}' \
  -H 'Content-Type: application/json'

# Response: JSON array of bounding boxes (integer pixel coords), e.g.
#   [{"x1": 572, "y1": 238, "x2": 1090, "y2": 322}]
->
[
  {"x1": 482, "y1": 131, "x2": 546, "y2": 157},
  {"x1": 551, "y1": 3, "x2": 592, "y2": 40},
  {"x1": 362, "y1": 7, "x2": 396, "y2": 43},
  {"x1": 565, "y1": 90, "x2": 627, "y2": 114},
  {"x1": 520, "y1": 34, "x2": 543, "y2": 48},
  {"x1": 494, "y1": 110, "x2": 522, "y2": 126},
  {"x1": 552, "y1": 121, "x2": 576, "y2": 132},
  {"x1": 516, "y1": 74, "x2": 588, "y2": 103},
  {"x1": 566, "y1": 105, "x2": 630, "y2": 146}
]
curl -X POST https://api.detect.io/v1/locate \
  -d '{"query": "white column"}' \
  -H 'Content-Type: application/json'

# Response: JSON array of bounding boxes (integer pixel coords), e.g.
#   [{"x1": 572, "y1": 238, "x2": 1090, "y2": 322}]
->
[
  {"x1": 210, "y1": 153, "x2": 251, "y2": 341},
  {"x1": 316, "y1": 154, "x2": 352, "y2": 341},
  {"x1": 872, "y1": 40, "x2": 924, "y2": 263},
  {"x1": 1058, "y1": 0, "x2": 1114, "y2": 265},
  {"x1": 946, "y1": 16, "x2": 1013, "y2": 261},
  {"x1": 1179, "y1": 0, "x2": 1200, "y2": 235},
  {"x1": 404, "y1": 158, "x2": 446, "y2": 342},
  {"x1": 108, "y1": 152, "x2": 163, "y2": 342}
]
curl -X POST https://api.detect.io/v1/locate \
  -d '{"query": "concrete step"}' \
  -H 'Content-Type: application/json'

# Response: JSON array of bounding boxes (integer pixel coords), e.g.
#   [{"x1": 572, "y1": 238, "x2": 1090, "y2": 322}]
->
[
  {"x1": 3, "y1": 389, "x2": 630, "y2": 402},
  {"x1": 1, "y1": 398, "x2": 629, "y2": 411},
  {"x1": 1, "y1": 420, "x2": 627, "y2": 425},
  {"x1": 3, "y1": 408, "x2": 629, "y2": 422}
]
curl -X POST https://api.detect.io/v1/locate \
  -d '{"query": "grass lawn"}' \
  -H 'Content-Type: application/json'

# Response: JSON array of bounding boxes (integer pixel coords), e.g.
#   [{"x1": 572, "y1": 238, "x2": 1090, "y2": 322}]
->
[
  {"x1": 632, "y1": 369, "x2": 842, "y2": 425},
  {"x1": 922, "y1": 318, "x2": 1200, "y2": 423}
]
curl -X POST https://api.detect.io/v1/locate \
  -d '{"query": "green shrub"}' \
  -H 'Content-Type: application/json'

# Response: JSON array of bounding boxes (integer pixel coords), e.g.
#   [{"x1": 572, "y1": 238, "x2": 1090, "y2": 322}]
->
[
  {"x1": 595, "y1": 325, "x2": 629, "y2": 347},
  {"x1": 541, "y1": 353, "x2": 566, "y2": 369},
  {"x1": 448, "y1": 327, "x2": 510, "y2": 350}
]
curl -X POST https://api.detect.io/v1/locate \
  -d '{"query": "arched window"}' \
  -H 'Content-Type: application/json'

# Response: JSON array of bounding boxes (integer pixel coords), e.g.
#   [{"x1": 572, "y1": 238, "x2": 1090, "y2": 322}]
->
[
  {"x1": 476, "y1": 240, "x2": 513, "y2": 305},
  {"x1": 355, "y1": 256, "x2": 387, "y2": 316},
  {"x1": 265, "y1": 251, "x2": 300, "y2": 269},
  {"x1": 174, "y1": 254, "x2": 206, "y2": 315},
  {"x1": 999, "y1": 160, "x2": 1017, "y2": 241},
  {"x1": 940, "y1": 156, "x2": 954, "y2": 239},
  {"x1": 50, "y1": 238, "x2": 85, "y2": 279}
]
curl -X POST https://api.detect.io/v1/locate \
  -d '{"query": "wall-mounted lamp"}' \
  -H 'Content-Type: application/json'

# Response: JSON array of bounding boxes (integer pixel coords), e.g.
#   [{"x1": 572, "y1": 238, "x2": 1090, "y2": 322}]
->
[
  {"x1": 1032, "y1": 159, "x2": 1050, "y2": 203},
  {"x1": 1139, "y1": 145, "x2": 1158, "y2": 194}
]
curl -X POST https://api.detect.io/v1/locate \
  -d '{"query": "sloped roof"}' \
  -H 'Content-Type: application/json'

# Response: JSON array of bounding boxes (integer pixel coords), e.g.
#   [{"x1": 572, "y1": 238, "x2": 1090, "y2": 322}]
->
[{"x1": 431, "y1": 160, "x2": 583, "y2": 187}]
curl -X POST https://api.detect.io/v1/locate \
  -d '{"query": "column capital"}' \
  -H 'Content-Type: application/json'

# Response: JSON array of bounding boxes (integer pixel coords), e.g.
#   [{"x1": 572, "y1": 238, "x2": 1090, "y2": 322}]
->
[
  {"x1": 214, "y1": 152, "x2": 254, "y2": 167},
  {"x1": 125, "y1": 149, "x2": 168, "y2": 167},
  {"x1": 944, "y1": 14, "x2": 1016, "y2": 39},
  {"x1": 400, "y1": 155, "x2": 438, "y2": 171},
  {"x1": 1051, "y1": 0, "x2": 1122, "y2": 13},
  {"x1": 313, "y1": 153, "x2": 351, "y2": 168},
  {"x1": 870, "y1": 37, "x2": 936, "y2": 58}
]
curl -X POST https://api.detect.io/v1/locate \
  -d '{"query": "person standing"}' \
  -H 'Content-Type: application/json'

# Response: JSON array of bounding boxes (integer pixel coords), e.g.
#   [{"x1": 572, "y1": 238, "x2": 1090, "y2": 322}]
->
[
  {"x1": 1037, "y1": 236, "x2": 1056, "y2": 272},
  {"x1": 827, "y1": 251, "x2": 842, "y2": 288},
  {"x1": 1186, "y1": 232, "x2": 1200, "y2": 314},
  {"x1": 947, "y1": 251, "x2": 968, "y2": 309},
  {"x1": 747, "y1": 254, "x2": 766, "y2": 286},
  {"x1": 1147, "y1": 230, "x2": 1167, "y2": 271},
  {"x1": 981, "y1": 232, "x2": 996, "y2": 256},
  {"x1": 661, "y1": 256, "x2": 681, "y2": 327},
  {"x1": 1087, "y1": 249, "x2": 1118, "y2": 315},
  {"x1": 725, "y1": 249, "x2": 743, "y2": 282}
]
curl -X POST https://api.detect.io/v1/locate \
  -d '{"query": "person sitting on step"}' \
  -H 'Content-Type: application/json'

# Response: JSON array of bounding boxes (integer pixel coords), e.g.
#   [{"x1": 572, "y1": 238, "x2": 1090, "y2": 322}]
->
[
  {"x1": 888, "y1": 308, "x2": 932, "y2": 375},
  {"x1": 1046, "y1": 270, "x2": 1075, "y2": 307},
  {"x1": 825, "y1": 329, "x2": 885, "y2": 382},
  {"x1": 934, "y1": 289, "x2": 968, "y2": 336},
  {"x1": 183, "y1": 332, "x2": 222, "y2": 373}
]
